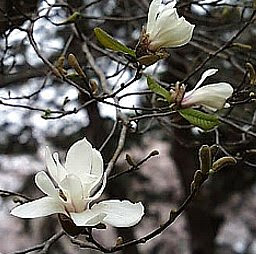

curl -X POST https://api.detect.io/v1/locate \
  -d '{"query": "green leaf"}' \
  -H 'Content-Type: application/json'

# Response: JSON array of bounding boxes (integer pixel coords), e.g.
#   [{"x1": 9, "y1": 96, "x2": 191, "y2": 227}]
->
[
  {"x1": 59, "y1": 12, "x2": 81, "y2": 24},
  {"x1": 66, "y1": 73, "x2": 81, "y2": 82},
  {"x1": 178, "y1": 108, "x2": 220, "y2": 131},
  {"x1": 94, "y1": 28, "x2": 136, "y2": 57},
  {"x1": 147, "y1": 76, "x2": 172, "y2": 103}
]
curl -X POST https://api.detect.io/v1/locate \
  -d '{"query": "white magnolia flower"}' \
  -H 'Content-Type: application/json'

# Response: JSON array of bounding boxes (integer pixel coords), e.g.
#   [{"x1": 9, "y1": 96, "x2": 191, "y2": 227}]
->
[
  {"x1": 146, "y1": 0, "x2": 195, "y2": 51},
  {"x1": 181, "y1": 69, "x2": 234, "y2": 111},
  {"x1": 11, "y1": 138, "x2": 144, "y2": 228}
]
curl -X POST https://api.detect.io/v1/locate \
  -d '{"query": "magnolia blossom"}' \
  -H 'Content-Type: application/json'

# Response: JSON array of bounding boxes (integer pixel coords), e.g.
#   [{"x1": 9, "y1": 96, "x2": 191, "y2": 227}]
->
[
  {"x1": 181, "y1": 69, "x2": 234, "y2": 111},
  {"x1": 146, "y1": 0, "x2": 195, "y2": 51},
  {"x1": 11, "y1": 138, "x2": 144, "y2": 228}
]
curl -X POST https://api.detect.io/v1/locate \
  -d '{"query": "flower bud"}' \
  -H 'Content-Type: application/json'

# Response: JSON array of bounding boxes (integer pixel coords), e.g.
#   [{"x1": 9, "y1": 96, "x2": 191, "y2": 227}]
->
[
  {"x1": 191, "y1": 170, "x2": 204, "y2": 192},
  {"x1": 126, "y1": 154, "x2": 136, "y2": 166},
  {"x1": 115, "y1": 236, "x2": 124, "y2": 246},
  {"x1": 199, "y1": 145, "x2": 211, "y2": 175},
  {"x1": 245, "y1": 62, "x2": 256, "y2": 86},
  {"x1": 55, "y1": 55, "x2": 67, "y2": 76},
  {"x1": 68, "y1": 53, "x2": 86, "y2": 78},
  {"x1": 210, "y1": 144, "x2": 219, "y2": 158},
  {"x1": 89, "y1": 79, "x2": 99, "y2": 95},
  {"x1": 212, "y1": 156, "x2": 237, "y2": 172},
  {"x1": 149, "y1": 150, "x2": 159, "y2": 157}
]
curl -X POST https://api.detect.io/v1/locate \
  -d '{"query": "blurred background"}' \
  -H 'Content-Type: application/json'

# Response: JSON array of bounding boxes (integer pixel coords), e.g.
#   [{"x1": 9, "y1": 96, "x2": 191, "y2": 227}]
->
[{"x1": 0, "y1": 0, "x2": 256, "y2": 253}]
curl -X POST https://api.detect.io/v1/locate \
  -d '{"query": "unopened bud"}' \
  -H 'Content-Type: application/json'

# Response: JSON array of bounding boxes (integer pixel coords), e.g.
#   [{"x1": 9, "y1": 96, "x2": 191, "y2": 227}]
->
[
  {"x1": 149, "y1": 150, "x2": 159, "y2": 157},
  {"x1": 169, "y1": 209, "x2": 177, "y2": 219},
  {"x1": 210, "y1": 144, "x2": 218, "y2": 158},
  {"x1": 212, "y1": 156, "x2": 237, "y2": 172},
  {"x1": 115, "y1": 236, "x2": 124, "y2": 246},
  {"x1": 175, "y1": 84, "x2": 185, "y2": 106},
  {"x1": 55, "y1": 55, "x2": 67, "y2": 76},
  {"x1": 57, "y1": 55, "x2": 65, "y2": 67},
  {"x1": 89, "y1": 79, "x2": 99, "y2": 95},
  {"x1": 169, "y1": 82, "x2": 185, "y2": 106},
  {"x1": 68, "y1": 53, "x2": 86, "y2": 78},
  {"x1": 245, "y1": 62, "x2": 256, "y2": 86},
  {"x1": 126, "y1": 154, "x2": 136, "y2": 166},
  {"x1": 52, "y1": 67, "x2": 63, "y2": 79},
  {"x1": 191, "y1": 170, "x2": 204, "y2": 192},
  {"x1": 232, "y1": 42, "x2": 252, "y2": 50},
  {"x1": 199, "y1": 145, "x2": 211, "y2": 175}
]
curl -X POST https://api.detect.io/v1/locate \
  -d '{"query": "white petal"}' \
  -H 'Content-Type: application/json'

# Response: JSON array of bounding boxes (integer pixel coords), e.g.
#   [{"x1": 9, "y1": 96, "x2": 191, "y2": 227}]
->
[
  {"x1": 86, "y1": 148, "x2": 104, "y2": 191},
  {"x1": 165, "y1": 0, "x2": 176, "y2": 8},
  {"x1": 89, "y1": 171, "x2": 107, "y2": 200},
  {"x1": 59, "y1": 174, "x2": 85, "y2": 213},
  {"x1": 74, "y1": 149, "x2": 104, "y2": 197},
  {"x1": 146, "y1": 0, "x2": 161, "y2": 35},
  {"x1": 78, "y1": 174, "x2": 100, "y2": 198},
  {"x1": 65, "y1": 138, "x2": 93, "y2": 177},
  {"x1": 11, "y1": 196, "x2": 66, "y2": 218},
  {"x1": 45, "y1": 146, "x2": 58, "y2": 183},
  {"x1": 153, "y1": 6, "x2": 179, "y2": 38},
  {"x1": 70, "y1": 209, "x2": 106, "y2": 227},
  {"x1": 182, "y1": 82, "x2": 233, "y2": 111},
  {"x1": 35, "y1": 171, "x2": 58, "y2": 197},
  {"x1": 193, "y1": 69, "x2": 219, "y2": 91},
  {"x1": 53, "y1": 152, "x2": 67, "y2": 183},
  {"x1": 77, "y1": 149, "x2": 104, "y2": 196},
  {"x1": 91, "y1": 200, "x2": 145, "y2": 227},
  {"x1": 91, "y1": 149, "x2": 104, "y2": 176},
  {"x1": 45, "y1": 147, "x2": 67, "y2": 185},
  {"x1": 153, "y1": 18, "x2": 194, "y2": 49}
]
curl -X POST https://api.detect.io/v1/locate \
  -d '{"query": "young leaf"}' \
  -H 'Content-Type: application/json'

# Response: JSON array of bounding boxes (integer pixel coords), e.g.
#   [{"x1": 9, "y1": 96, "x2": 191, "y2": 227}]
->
[
  {"x1": 147, "y1": 76, "x2": 172, "y2": 102},
  {"x1": 59, "y1": 12, "x2": 81, "y2": 25},
  {"x1": 94, "y1": 28, "x2": 136, "y2": 57},
  {"x1": 178, "y1": 108, "x2": 220, "y2": 131}
]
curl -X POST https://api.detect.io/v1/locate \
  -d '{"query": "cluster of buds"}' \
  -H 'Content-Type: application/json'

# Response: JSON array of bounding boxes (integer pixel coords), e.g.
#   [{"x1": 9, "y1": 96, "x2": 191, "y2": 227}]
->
[
  {"x1": 54, "y1": 53, "x2": 99, "y2": 95},
  {"x1": 191, "y1": 145, "x2": 237, "y2": 192}
]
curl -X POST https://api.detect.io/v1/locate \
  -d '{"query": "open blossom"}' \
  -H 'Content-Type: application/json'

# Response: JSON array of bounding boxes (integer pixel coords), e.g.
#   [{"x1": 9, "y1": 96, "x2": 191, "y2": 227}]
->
[
  {"x1": 181, "y1": 69, "x2": 234, "y2": 111},
  {"x1": 11, "y1": 138, "x2": 144, "y2": 228},
  {"x1": 146, "y1": 0, "x2": 195, "y2": 52}
]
